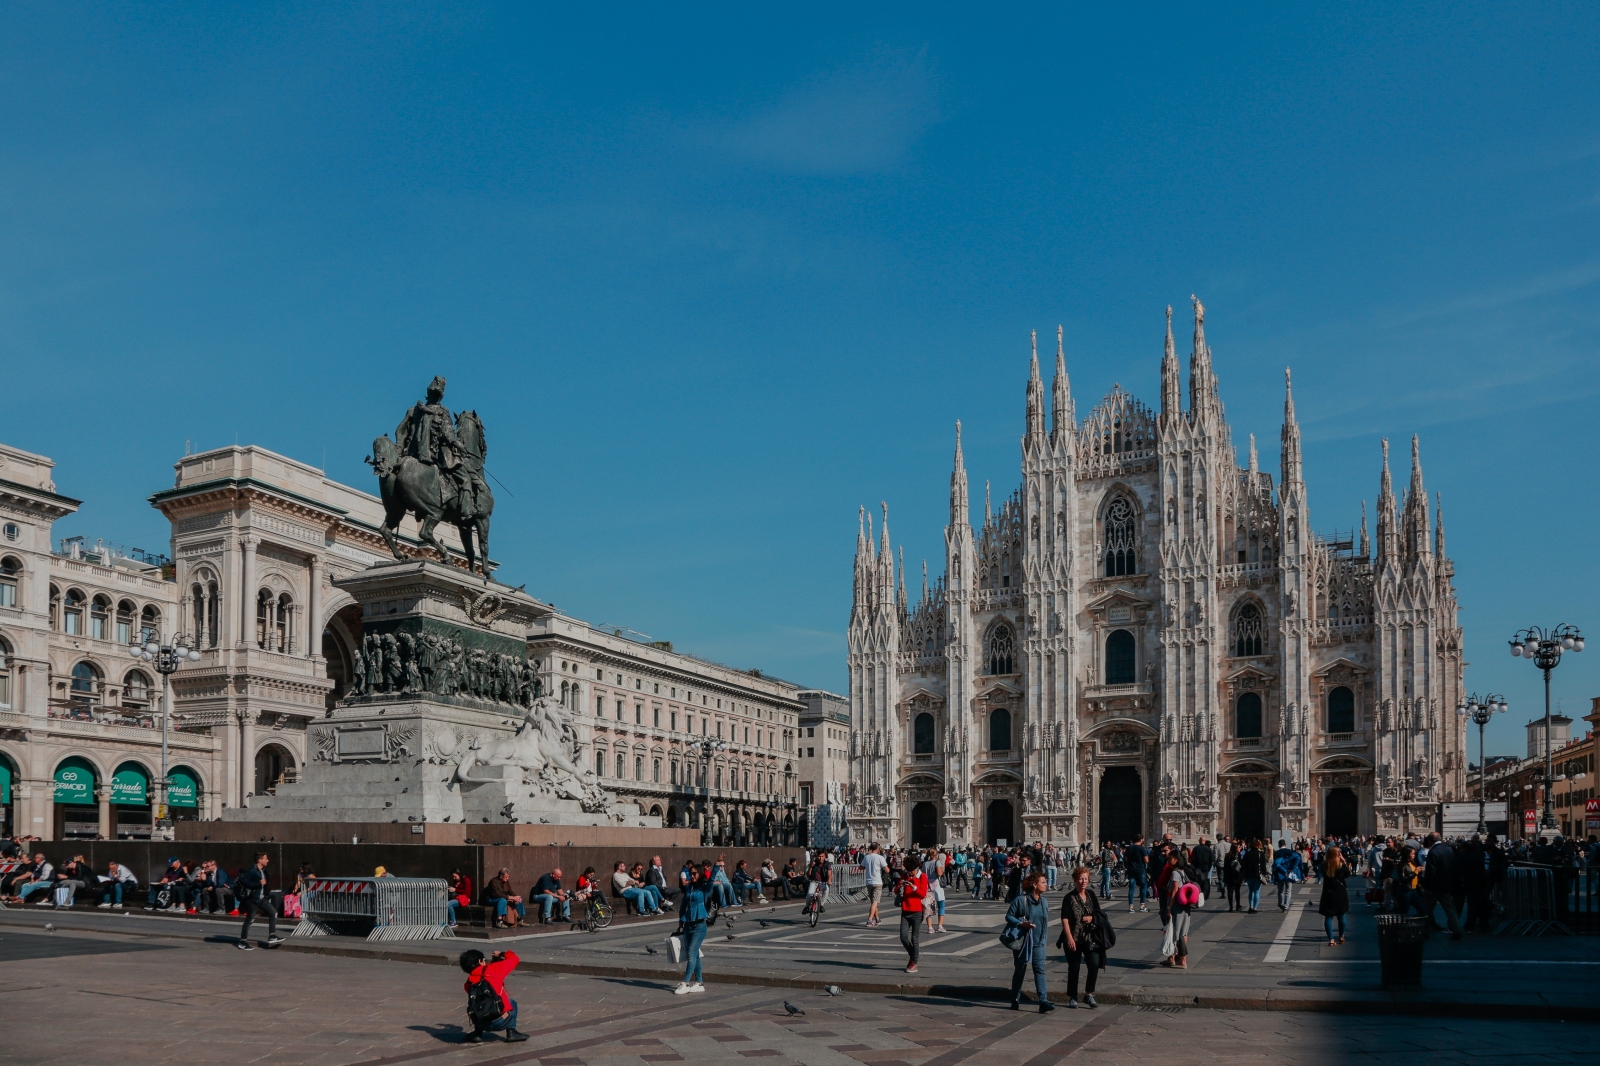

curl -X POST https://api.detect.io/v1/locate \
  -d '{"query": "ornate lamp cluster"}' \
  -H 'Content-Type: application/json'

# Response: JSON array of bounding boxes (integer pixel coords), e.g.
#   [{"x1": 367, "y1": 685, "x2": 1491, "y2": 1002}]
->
[
  {"x1": 1455, "y1": 693, "x2": 1506, "y2": 834},
  {"x1": 1508, "y1": 624, "x2": 1584, "y2": 833},
  {"x1": 128, "y1": 635, "x2": 202, "y2": 828}
]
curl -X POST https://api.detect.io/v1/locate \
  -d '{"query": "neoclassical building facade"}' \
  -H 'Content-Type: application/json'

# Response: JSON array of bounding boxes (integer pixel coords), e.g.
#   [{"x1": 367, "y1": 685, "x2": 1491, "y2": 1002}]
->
[
  {"x1": 847, "y1": 303, "x2": 1466, "y2": 847},
  {"x1": 2, "y1": 439, "x2": 808, "y2": 845}
]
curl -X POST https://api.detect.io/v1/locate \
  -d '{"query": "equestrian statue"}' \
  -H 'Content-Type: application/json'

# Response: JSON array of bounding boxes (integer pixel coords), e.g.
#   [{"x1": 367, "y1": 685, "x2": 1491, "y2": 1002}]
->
[{"x1": 369, "y1": 375, "x2": 495, "y2": 577}]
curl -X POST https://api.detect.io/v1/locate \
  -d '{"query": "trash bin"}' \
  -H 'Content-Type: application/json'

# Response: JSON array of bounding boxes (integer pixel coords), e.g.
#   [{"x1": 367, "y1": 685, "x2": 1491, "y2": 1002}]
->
[{"x1": 1375, "y1": 914, "x2": 1426, "y2": 986}]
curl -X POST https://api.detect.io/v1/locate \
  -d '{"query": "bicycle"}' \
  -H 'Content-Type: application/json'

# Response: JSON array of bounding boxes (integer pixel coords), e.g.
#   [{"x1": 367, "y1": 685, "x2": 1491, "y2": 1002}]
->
[
  {"x1": 582, "y1": 893, "x2": 612, "y2": 931},
  {"x1": 804, "y1": 884, "x2": 828, "y2": 927}
]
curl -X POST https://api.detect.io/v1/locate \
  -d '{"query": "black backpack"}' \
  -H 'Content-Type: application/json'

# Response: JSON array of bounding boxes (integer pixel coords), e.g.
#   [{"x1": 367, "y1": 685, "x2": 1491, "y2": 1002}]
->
[{"x1": 466, "y1": 976, "x2": 503, "y2": 1026}]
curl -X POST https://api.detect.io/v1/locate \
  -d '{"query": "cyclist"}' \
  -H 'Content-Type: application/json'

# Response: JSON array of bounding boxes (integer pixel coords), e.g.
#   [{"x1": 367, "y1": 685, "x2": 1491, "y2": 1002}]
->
[{"x1": 805, "y1": 850, "x2": 833, "y2": 916}]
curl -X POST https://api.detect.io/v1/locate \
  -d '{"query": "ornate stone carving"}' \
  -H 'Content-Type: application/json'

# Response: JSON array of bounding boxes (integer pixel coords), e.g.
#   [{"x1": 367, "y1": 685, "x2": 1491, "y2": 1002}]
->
[{"x1": 1100, "y1": 730, "x2": 1142, "y2": 753}]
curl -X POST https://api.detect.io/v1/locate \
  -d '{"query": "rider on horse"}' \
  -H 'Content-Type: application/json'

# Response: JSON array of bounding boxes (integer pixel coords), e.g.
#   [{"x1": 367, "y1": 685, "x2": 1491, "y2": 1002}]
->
[{"x1": 395, "y1": 375, "x2": 486, "y2": 515}]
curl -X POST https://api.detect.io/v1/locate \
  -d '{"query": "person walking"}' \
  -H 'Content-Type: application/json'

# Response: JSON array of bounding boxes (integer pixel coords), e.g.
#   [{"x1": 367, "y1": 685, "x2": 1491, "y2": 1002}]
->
[
  {"x1": 1319, "y1": 846, "x2": 1350, "y2": 945},
  {"x1": 862, "y1": 842, "x2": 887, "y2": 927},
  {"x1": 1421, "y1": 833, "x2": 1465, "y2": 940},
  {"x1": 922, "y1": 850, "x2": 948, "y2": 934},
  {"x1": 1124, "y1": 836, "x2": 1150, "y2": 912},
  {"x1": 1059, "y1": 865, "x2": 1104, "y2": 1009},
  {"x1": 234, "y1": 852, "x2": 282, "y2": 950},
  {"x1": 673, "y1": 866, "x2": 711, "y2": 995},
  {"x1": 1241, "y1": 839, "x2": 1265, "y2": 913},
  {"x1": 1004, "y1": 871, "x2": 1054, "y2": 1012},
  {"x1": 1190, "y1": 837, "x2": 1215, "y2": 902},
  {"x1": 895, "y1": 853, "x2": 928, "y2": 973},
  {"x1": 1161, "y1": 855, "x2": 1198, "y2": 969},
  {"x1": 1271, "y1": 838, "x2": 1303, "y2": 911},
  {"x1": 1221, "y1": 842, "x2": 1244, "y2": 911}
]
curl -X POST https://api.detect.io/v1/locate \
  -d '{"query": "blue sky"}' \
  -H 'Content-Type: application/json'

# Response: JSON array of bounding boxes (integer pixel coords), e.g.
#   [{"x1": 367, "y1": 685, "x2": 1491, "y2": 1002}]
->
[{"x1": 4, "y1": 4, "x2": 1597, "y2": 757}]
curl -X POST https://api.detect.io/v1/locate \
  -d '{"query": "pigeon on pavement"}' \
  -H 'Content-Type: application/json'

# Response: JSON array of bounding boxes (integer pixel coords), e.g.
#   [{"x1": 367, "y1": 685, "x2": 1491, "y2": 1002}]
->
[
  {"x1": 758, "y1": 920, "x2": 770, "y2": 928},
  {"x1": 783, "y1": 1001, "x2": 805, "y2": 1016},
  {"x1": 644, "y1": 945, "x2": 658, "y2": 955},
  {"x1": 44, "y1": 923, "x2": 55, "y2": 933},
  {"x1": 824, "y1": 985, "x2": 843, "y2": 996},
  {"x1": 725, "y1": 933, "x2": 737, "y2": 941}
]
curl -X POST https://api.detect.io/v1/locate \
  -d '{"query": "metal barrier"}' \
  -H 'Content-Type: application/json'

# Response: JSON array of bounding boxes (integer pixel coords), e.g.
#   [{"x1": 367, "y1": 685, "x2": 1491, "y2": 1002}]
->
[
  {"x1": 1495, "y1": 865, "x2": 1570, "y2": 936},
  {"x1": 1568, "y1": 868, "x2": 1599, "y2": 933},
  {"x1": 293, "y1": 877, "x2": 454, "y2": 941},
  {"x1": 0, "y1": 862, "x2": 21, "y2": 909},
  {"x1": 833, "y1": 864, "x2": 867, "y2": 902}
]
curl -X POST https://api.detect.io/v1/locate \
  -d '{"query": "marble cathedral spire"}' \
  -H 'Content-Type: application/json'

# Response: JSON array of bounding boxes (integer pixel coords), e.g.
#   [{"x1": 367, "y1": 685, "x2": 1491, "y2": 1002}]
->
[
  {"x1": 1051, "y1": 324, "x2": 1075, "y2": 447},
  {"x1": 1160, "y1": 304, "x2": 1182, "y2": 422},
  {"x1": 1360, "y1": 500, "x2": 1370, "y2": 559},
  {"x1": 1188, "y1": 295, "x2": 1223, "y2": 425},
  {"x1": 1376, "y1": 439, "x2": 1399, "y2": 566},
  {"x1": 950, "y1": 421, "x2": 969, "y2": 528},
  {"x1": 1025, "y1": 329, "x2": 1046, "y2": 452},
  {"x1": 1281, "y1": 368, "x2": 1302, "y2": 487},
  {"x1": 1434, "y1": 493, "x2": 1446, "y2": 558},
  {"x1": 1403, "y1": 435, "x2": 1430, "y2": 562}
]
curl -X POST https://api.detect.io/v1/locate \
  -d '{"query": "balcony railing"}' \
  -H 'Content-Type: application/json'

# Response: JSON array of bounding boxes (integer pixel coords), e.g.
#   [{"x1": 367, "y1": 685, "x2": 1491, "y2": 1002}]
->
[{"x1": 48, "y1": 699, "x2": 158, "y2": 729}]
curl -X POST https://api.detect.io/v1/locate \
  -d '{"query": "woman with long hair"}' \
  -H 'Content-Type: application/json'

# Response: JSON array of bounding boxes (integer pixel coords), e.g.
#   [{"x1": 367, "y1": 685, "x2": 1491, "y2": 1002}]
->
[
  {"x1": 1240, "y1": 838, "x2": 1266, "y2": 913},
  {"x1": 1059, "y1": 865, "x2": 1105, "y2": 1008},
  {"x1": 673, "y1": 865, "x2": 711, "y2": 995},
  {"x1": 1319, "y1": 847, "x2": 1350, "y2": 945}
]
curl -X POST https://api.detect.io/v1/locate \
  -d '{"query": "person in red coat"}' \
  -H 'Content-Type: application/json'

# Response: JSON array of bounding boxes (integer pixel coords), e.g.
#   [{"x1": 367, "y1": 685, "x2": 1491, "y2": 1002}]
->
[
  {"x1": 460, "y1": 949, "x2": 529, "y2": 1043},
  {"x1": 894, "y1": 854, "x2": 929, "y2": 973}
]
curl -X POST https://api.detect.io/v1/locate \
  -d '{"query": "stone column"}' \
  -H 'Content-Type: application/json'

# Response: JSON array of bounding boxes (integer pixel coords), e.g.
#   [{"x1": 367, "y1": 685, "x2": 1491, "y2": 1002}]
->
[
  {"x1": 239, "y1": 535, "x2": 258, "y2": 647},
  {"x1": 239, "y1": 710, "x2": 256, "y2": 806},
  {"x1": 97, "y1": 786, "x2": 112, "y2": 840},
  {"x1": 306, "y1": 555, "x2": 323, "y2": 661},
  {"x1": 220, "y1": 711, "x2": 239, "y2": 811}
]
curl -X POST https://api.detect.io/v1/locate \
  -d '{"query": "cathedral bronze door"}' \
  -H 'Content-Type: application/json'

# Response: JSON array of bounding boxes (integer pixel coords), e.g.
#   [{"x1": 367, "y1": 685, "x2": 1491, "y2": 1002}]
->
[
  {"x1": 911, "y1": 802, "x2": 939, "y2": 846},
  {"x1": 1233, "y1": 792, "x2": 1266, "y2": 841},
  {"x1": 985, "y1": 799, "x2": 1015, "y2": 845},
  {"x1": 1098, "y1": 767, "x2": 1141, "y2": 844},
  {"x1": 1324, "y1": 788, "x2": 1358, "y2": 838}
]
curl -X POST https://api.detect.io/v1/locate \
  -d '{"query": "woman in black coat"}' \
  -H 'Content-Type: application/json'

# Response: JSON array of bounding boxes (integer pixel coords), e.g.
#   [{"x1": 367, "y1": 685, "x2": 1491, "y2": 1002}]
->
[{"x1": 1318, "y1": 849, "x2": 1350, "y2": 945}]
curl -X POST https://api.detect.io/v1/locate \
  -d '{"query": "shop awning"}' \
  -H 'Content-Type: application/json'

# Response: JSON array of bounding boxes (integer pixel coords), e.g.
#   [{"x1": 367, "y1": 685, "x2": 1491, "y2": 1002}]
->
[
  {"x1": 111, "y1": 763, "x2": 149, "y2": 806},
  {"x1": 166, "y1": 767, "x2": 199, "y2": 808},
  {"x1": 53, "y1": 757, "x2": 97, "y2": 806}
]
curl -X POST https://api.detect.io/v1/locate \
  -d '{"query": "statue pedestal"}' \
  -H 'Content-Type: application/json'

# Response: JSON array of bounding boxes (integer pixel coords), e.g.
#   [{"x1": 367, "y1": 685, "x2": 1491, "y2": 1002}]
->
[{"x1": 224, "y1": 558, "x2": 661, "y2": 830}]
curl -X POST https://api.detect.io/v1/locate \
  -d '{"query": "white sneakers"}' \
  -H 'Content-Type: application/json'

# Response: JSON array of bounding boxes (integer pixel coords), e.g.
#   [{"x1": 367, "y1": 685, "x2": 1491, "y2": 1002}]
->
[
  {"x1": 689, "y1": 983, "x2": 705, "y2": 993},
  {"x1": 98, "y1": 902, "x2": 112, "y2": 908},
  {"x1": 673, "y1": 982, "x2": 693, "y2": 995}
]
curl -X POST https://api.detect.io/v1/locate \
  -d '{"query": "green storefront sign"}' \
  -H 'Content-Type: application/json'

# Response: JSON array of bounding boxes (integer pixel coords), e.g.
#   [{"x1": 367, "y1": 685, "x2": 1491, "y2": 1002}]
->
[
  {"x1": 111, "y1": 764, "x2": 149, "y2": 805},
  {"x1": 0, "y1": 761, "x2": 11, "y2": 804},
  {"x1": 166, "y1": 768, "x2": 199, "y2": 808},
  {"x1": 53, "y1": 758, "x2": 97, "y2": 805}
]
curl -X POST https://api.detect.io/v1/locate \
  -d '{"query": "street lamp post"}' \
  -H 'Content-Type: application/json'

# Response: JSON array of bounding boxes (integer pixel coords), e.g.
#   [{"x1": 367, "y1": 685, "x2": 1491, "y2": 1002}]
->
[
  {"x1": 1455, "y1": 693, "x2": 1507, "y2": 835},
  {"x1": 1509, "y1": 624, "x2": 1584, "y2": 835},
  {"x1": 129, "y1": 635, "x2": 201, "y2": 834},
  {"x1": 696, "y1": 738, "x2": 728, "y2": 845}
]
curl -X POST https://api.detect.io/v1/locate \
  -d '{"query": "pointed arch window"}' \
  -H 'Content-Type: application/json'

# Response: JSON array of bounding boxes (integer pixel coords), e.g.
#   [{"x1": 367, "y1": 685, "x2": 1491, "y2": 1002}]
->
[
  {"x1": 913, "y1": 712, "x2": 935, "y2": 754},
  {"x1": 986, "y1": 624, "x2": 1015, "y2": 675},
  {"x1": 1232, "y1": 603, "x2": 1265, "y2": 657},
  {"x1": 1103, "y1": 496, "x2": 1138, "y2": 576}
]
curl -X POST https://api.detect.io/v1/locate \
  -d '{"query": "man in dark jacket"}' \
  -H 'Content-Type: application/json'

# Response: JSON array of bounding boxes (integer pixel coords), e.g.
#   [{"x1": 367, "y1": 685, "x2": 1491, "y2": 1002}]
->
[
  {"x1": 1421, "y1": 834, "x2": 1464, "y2": 939},
  {"x1": 1190, "y1": 838, "x2": 1215, "y2": 901},
  {"x1": 1124, "y1": 838, "x2": 1150, "y2": 912},
  {"x1": 234, "y1": 852, "x2": 281, "y2": 950},
  {"x1": 196, "y1": 860, "x2": 233, "y2": 914}
]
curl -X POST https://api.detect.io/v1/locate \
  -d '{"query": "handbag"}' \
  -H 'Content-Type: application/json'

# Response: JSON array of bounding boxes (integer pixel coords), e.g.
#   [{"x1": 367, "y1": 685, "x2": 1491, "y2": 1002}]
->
[
  {"x1": 1159, "y1": 923, "x2": 1176, "y2": 958},
  {"x1": 667, "y1": 934, "x2": 684, "y2": 964}
]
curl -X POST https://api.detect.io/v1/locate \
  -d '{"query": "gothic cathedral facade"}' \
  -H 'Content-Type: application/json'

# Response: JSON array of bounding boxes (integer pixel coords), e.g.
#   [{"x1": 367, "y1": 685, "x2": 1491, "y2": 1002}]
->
[{"x1": 846, "y1": 301, "x2": 1465, "y2": 847}]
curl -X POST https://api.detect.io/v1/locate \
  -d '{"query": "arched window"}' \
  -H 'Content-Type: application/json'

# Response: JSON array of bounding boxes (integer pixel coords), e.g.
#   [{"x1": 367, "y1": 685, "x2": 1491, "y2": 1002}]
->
[
  {"x1": 913, "y1": 712, "x2": 935, "y2": 754},
  {"x1": 0, "y1": 636, "x2": 13, "y2": 709},
  {"x1": 1103, "y1": 496, "x2": 1138, "y2": 576},
  {"x1": 70, "y1": 660, "x2": 102, "y2": 705},
  {"x1": 276, "y1": 593, "x2": 292, "y2": 653},
  {"x1": 1327, "y1": 686, "x2": 1355, "y2": 733},
  {"x1": 141, "y1": 605, "x2": 160, "y2": 646},
  {"x1": 256, "y1": 590, "x2": 272, "y2": 648},
  {"x1": 986, "y1": 623, "x2": 1015, "y2": 675},
  {"x1": 616, "y1": 751, "x2": 626, "y2": 779},
  {"x1": 123, "y1": 670, "x2": 151, "y2": 708},
  {"x1": 635, "y1": 755, "x2": 644, "y2": 781},
  {"x1": 0, "y1": 556, "x2": 21, "y2": 609},
  {"x1": 90, "y1": 595, "x2": 110, "y2": 641},
  {"x1": 989, "y1": 707, "x2": 1012, "y2": 752},
  {"x1": 63, "y1": 588, "x2": 86, "y2": 635},
  {"x1": 1232, "y1": 602, "x2": 1265, "y2": 657},
  {"x1": 595, "y1": 750, "x2": 606, "y2": 777},
  {"x1": 1105, "y1": 629, "x2": 1136, "y2": 684},
  {"x1": 116, "y1": 601, "x2": 135, "y2": 645},
  {"x1": 1237, "y1": 691, "x2": 1263, "y2": 738}
]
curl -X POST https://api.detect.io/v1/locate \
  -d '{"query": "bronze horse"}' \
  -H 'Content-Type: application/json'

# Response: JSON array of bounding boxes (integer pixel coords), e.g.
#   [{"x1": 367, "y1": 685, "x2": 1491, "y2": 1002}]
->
[{"x1": 369, "y1": 410, "x2": 493, "y2": 577}]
